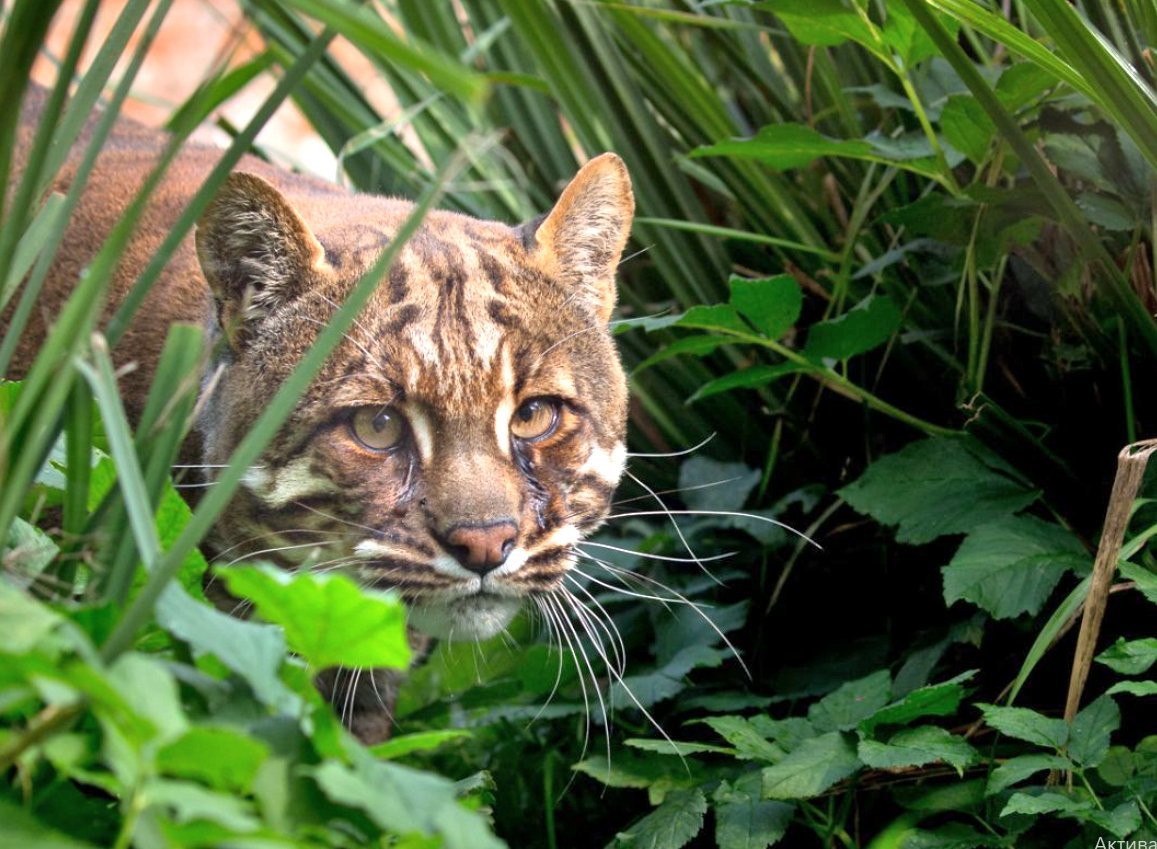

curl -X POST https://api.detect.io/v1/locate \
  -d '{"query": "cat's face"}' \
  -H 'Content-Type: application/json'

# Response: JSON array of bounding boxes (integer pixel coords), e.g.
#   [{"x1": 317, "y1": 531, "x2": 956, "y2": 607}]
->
[{"x1": 195, "y1": 156, "x2": 633, "y2": 641}]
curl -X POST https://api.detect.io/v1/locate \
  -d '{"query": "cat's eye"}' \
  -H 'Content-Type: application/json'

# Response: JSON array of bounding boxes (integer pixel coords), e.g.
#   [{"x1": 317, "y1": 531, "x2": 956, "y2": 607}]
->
[
  {"x1": 511, "y1": 398, "x2": 560, "y2": 442},
  {"x1": 349, "y1": 406, "x2": 405, "y2": 451}
]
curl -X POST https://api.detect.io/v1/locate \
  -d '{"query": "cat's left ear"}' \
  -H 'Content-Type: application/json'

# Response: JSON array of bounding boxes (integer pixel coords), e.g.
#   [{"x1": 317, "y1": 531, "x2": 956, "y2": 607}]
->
[{"x1": 526, "y1": 153, "x2": 634, "y2": 324}]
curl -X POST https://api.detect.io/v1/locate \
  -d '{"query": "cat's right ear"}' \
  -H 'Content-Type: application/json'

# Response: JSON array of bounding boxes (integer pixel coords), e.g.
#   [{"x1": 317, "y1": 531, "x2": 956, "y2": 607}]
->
[
  {"x1": 524, "y1": 153, "x2": 634, "y2": 325},
  {"x1": 196, "y1": 172, "x2": 328, "y2": 347}
]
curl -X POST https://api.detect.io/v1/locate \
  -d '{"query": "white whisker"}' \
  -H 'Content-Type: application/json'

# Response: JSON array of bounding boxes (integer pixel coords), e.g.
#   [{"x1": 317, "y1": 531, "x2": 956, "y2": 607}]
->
[
  {"x1": 607, "y1": 508, "x2": 821, "y2": 549},
  {"x1": 580, "y1": 540, "x2": 735, "y2": 565},
  {"x1": 625, "y1": 432, "x2": 715, "y2": 458}
]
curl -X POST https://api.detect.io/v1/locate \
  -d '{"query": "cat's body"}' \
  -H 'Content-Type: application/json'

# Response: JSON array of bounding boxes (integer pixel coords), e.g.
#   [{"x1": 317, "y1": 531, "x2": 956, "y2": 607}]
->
[{"x1": 5, "y1": 83, "x2": 633, "y2": 742}]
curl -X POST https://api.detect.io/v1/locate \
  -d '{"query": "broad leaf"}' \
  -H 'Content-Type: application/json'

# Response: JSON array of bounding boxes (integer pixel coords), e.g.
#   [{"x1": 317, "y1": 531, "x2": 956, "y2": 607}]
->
[
  {"x1": 1095, "y1": 637, "x2": 1157, "y2": 675},
  {"x1": 761, "y1": 732, "x2": 860, "y2": 800},
  {"x1": 942, "y1": 516, "x2": 1088, "y2": 619},
  {"x1": 858, "y1": 726, "x2": 978, "y2": 774},
  {"x1": 978, "y1": 704, "x2": 1068, "y2": 749},
  {"x1": 860, "y1": 671, "x2": 974, "y2": 734},
  {"x1": 807, "y1": 670, "x2": 892, "y2": 732},
  {"x1": 693, "y1": 123, "x2": 875, "y2": 171},
  {"x1": 986, "y1": 754, "x2": 1072, "y2": 795},
  {"x1": 840, "y1": 439, "x2": 1038, "y2": 545},
  {"x1": 608, "y1": 788, "x2": 707, "y2": 849},
  {"x1": 802, "y1": 295, "x2": 901, "y2": 361},
  {"x1": 713, "y1": 774, "x2": 794, "y2": 849},
  {"x1": 1067, "y1": 694, "x2": 1119, "y2": 768},
  {"x1": 221, "y1": 564, "x2": 410, "y2": 670},
  {"x1": 728, "y1": 274, "x2": 801, "y2": 339},
  {"x1": 701, "y1": 715, "x2": 785, "y2": 763},
  {"x1": 999, "y1": 791, "x2": 1091, "y2": 817}
]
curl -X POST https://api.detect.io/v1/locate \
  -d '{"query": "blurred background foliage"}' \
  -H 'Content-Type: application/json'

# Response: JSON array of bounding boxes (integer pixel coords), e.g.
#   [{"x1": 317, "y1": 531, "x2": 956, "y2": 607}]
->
[{"x1": 2, "y1": 0, "x2": 1157, "y2": 847}]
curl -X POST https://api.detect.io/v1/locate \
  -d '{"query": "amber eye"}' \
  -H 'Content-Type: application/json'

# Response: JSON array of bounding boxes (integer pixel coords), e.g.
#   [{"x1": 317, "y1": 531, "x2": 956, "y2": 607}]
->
[
  {"x1": 349, "y1": 406, "x2": 405, "y2": 451},
  {"x1": 511, "y1": 398, "x2": 560, "y2": 442}
]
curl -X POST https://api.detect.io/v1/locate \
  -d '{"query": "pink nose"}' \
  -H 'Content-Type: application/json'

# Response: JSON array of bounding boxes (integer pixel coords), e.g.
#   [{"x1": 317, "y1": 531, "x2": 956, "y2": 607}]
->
[{"x1": 445, "y1": 521, "x2": 517, "y2": 574}]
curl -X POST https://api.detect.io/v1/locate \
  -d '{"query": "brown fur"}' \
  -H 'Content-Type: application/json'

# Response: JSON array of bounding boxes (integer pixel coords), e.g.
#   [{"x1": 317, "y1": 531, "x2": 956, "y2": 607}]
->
[{"x1": 5, "y1": 83, "x2": 634, "y2": 743}]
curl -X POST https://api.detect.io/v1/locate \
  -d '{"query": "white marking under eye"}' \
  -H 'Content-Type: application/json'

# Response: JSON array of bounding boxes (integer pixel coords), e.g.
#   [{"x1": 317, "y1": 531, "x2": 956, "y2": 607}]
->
[
  {"x1": 578, "y1": 441, "x2": 627, "y2": 484},
  {"x1": 258, "y1": 456, "x2": 335, "y2": 508},
  {"x1": 407, "y1": 406, "x2": 434, "y2": 463},
  {"x1": 241, "y1": 465, "x2": 271, "y2": 492},
  {"x1": 493, "y1": 346, "x2": 515, "y2": 458}
]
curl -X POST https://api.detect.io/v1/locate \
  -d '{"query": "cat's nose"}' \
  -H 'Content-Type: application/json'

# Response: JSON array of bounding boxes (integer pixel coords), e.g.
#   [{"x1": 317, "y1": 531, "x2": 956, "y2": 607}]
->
[{"x1": 444, "y1": 520, "x2": 518, "y2": 575}]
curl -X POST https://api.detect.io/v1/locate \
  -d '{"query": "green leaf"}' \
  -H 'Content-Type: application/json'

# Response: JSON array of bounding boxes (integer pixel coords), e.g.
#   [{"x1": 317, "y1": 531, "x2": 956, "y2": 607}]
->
[
  {"x1": 156, "y1": 584, "x2": 297, "y2": 712},
  {"x1": 221, "y1": 564, "x2": 410, "y2": 670},
  {"x1": 713, "y1": 773, "x2": 794, "y2": 849},
  {"x1": 728, "y1": 274, "x2": 801, "y2": 339},
  {"x1": 840, "y1": 438, "x2": 1038, "y2": 545},
  {"x1": 678, "y1": 456, "x2": 761, "y2": 512},
  {"x1": 157, "y1": 727, "x2": 269, "y2": 793},
  {"x1": 371, "y1": 729, "x2": 472, "y2": 760},
  {"x1": 313, "y1": 755, "x2": 504, "y2": 849},
  {"x1": 1120, "y1": 562, "x2": 1157, "y2": 605},
  {"x1": 940, "y1": 95, "x2": 994, "y2": 164},
  {"x1": 986, "y1": 754, "x2": 1072, "y2": 795},
  {"x1": 802, "y1": 294, "x2": 902, "y2": 361},
  {"x1": 609, "y1": 788, "x2": 707, "y2": 849},
  {"x1": 1067, "y1": 694, "x2": 1119, "y2": 768},
  {"x1": 0, "y1": 798, "x2": 101, "y2": 849},
  {"x1": 689, "y1": 363, "x2": 807, "y2": 402},
  {"x1": 1096, "y1": 637, "x2": 1157, "y2": 675},
  {"x1": 701, "y1": 715, "x2": 785, "y2": 763},
  {"x1": 145, "y1": 778, "x2": 262, "y2": 833},
  {"x1": 999, "y1": 790, "x2": 1092, "y2": 817},
  {"x1": 671, "y1": 304, "x2": 750, "y2": 335},
  {"x1": 761, "y1": 732, "x2": 861, "y2": 800},
  {"x1": 858, "y1": 726, "x2": 978, "y2": 774},
  {"x1": 692, "y1": 123, "x2": 875, "y2": 171},
  {"x1": 860, "y1": 672, "x2": 974, "y2": 734},
  {"x1": 978, "y1": 703, "x2": 1068, "y2": 749},
  {"x1": 1087, "y1": 801, "x2": 1143, "y2": 838},
  {"x1": 807, "y1": 670, "x2": 892, "y2": 733},
  {"x1": 626, "y1": 738, "x2": 738, "y2": 757},
  {"x1": 942, "y1": 516, "x2": 1088, "y2": 619},
  {"x1": 753, "y1": 0, "x2": 877, "y2": 50},
  {"x1": 1106, "y1": 680, "x2": 1157, "y2": 696},
  {"x1": 0, "y1": 580, "x2": 67, "y2": 655}
]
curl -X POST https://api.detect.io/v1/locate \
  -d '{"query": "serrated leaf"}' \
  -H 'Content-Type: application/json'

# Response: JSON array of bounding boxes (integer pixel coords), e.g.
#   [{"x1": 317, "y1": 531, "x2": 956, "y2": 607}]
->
[
  {"x1": 1087, "y1": 801, "x2": 1143, "y2": 838},
  {"x1": 700, "y1": 716, "x2": 785, "y2": 763},
  {"x1": 978, "y1": 703, "x2": 1068, "y2": 749},
  {"x1": 942, "y1": 516, "x2": 1088, "y2": 619},
  {"x1": 858, "y1": 726, "x2": 978, "y2": 774},
  {"x1": 986, "y1": 754, "x2": 1072, "y2": 795},
  {"x1": 728, "y1": 274, "x2": 801, "y2": 339},
  {"x1": 609, "y1": 788, "x2": 707, "y2": 849},
  {"x1": 1096, "y1": 637, "x2": 1157, "y2": 675},
  {"x1": 999, "y1": 790, "x2": 1091, "y2": 817},
  {"x1": 0, "y1": 580, "x2": 67, "y2": 655},
  {"x1": 713, "y1": 774, "x2": 794, "y2": 849},
  {"x1": 761, "y1": 732, "x2": 860, "y2": 800},
  {"x1": 1067, "y1": 694, "x2": 1119, "y2": 768},
  {"x1": 146, "y1": 778, "x2": 261, "y2": 832},
  {"x1": 626, "y1": 738, "x2": 737, "y2": 757},
  {"x1": 1120, "y1": 562, "x2": 1157, "y2": 604},
  {"x1": 221, "y1": 564, "x2": 410, "y2": 670},
  {"x1": 860, "y1": 672, "x2": 974, "y2": 734},
  {"x1": 839, "y1": 439, "x2": 1038, "y2": 545},
  {"x1": 802, "y1": 295, "x2": 901, "y2": 361},
  {"x1": 808, "y1": 670, "x2": 892, "y2": 732}
]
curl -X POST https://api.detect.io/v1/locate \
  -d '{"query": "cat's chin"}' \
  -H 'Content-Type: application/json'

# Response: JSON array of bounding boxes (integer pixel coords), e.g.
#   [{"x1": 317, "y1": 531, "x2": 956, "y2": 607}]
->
[{"x1": 407, "y1": 593, "x2": 522, "y2": 642}]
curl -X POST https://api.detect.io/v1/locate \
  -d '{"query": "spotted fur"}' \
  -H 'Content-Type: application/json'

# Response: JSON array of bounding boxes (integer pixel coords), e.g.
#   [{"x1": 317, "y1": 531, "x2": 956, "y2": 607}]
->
[{"x1": 7, "y1": 84, "x2": 633, "y2": 744}]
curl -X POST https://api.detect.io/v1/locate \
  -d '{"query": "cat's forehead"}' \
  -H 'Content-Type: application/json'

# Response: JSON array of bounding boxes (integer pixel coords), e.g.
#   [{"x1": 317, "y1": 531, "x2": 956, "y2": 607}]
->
[{"x1": 321, "y1": 219, "x2": 598, "y2": 412}]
